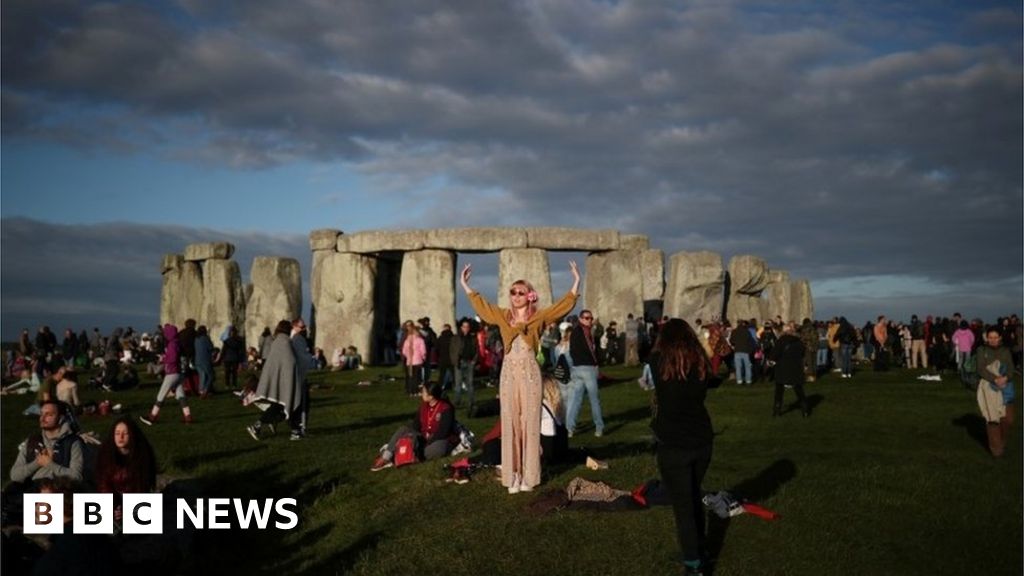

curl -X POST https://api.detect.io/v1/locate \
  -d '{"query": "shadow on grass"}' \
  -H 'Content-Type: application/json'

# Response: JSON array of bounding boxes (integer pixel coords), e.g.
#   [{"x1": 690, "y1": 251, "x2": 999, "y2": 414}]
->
[
  {"x1": 778, "y1": 393, "x2": 824, "y2": 416},
  {"x1": 280, "y1": 530, "x2": 385, "y2": 575},
  {"x1": 314, "y1": 412, "x2": 411, "y2": 436},
  {"x1": 952, "y1": 413, "x2": 989, "y2": 451},
  {"x1": 172, "y1": 445, "x2": 267, "y2": 472},
  {"x1": 170, "y1": 462, "x2": 355, "y2": 576},
  {"x1": 705, "y1": 458, "x2": 797, "y2": 574}
]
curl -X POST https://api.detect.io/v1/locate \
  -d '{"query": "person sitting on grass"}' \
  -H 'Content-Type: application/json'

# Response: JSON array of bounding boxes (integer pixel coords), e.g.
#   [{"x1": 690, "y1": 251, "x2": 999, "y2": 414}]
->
[
  {"x1": 370, "y1": 382, "x2": 458, "y2": 471},
  {"x1": 95, "y1": 416, "x2": 157, "y2": 524}
]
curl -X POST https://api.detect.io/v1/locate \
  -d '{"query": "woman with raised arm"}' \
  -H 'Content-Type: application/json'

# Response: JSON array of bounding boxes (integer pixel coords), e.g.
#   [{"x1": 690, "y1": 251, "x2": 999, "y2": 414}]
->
[{"x1": 460, "y1": 261, "x2": 580, "y2": 494}]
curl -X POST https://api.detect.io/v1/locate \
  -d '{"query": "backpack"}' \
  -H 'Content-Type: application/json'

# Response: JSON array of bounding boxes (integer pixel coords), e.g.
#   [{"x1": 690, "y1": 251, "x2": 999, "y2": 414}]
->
[
  {"x1": 553, "y1": 355, "x2": 571, "y2": 384},
  {"x1": 393, "y1": 436, "x2": 418, "y2": 467}
]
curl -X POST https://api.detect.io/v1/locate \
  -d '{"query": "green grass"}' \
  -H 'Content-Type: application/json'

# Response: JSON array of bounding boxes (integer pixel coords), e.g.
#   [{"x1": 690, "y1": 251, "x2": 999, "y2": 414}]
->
[{"x1": 3, "y1": 364, "x2": 1021, "y2": 576}]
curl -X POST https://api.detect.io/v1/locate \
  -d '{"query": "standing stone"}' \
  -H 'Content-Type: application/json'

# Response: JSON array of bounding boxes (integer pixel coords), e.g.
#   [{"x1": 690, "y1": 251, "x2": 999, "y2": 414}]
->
[
  {"x1": 763, "y1": 270, "x2": 792, "y2": 322},
  {"x1": 727, "y1": 255, "x2": 770, "y2": 324},
  {"x1": 399, "y1": 250, "x2": 456, "y2": 329},
  {"x1": 314, "y1": 252, "x2": 377, "y2": 365},
  {"x1": 640, "y1": 249, "x2": 665, "y2": 302},
  {"x1": 789, "y1": 280, "x2": 815, "y2": 323},
  {"x1": 246, "y1": 257, "x2": 302, "y2": 347},
  {"x1": 497, "y1": 249, "x2": 552, "y2": 310},
  {"x1": 160, "y1": 256, "x2": 203, "y2": 329},
  {"x1": 310, "y1": 248, "x2": 336, "y2": 341},
  {"x1": 620, "y1": 234, "x2": 650, "y2": 251},
  {"x1": 664, "y1": 251, "x2": 725, "y2": 325},
  {"x1": 201, "y1": 259, "x2": 246, "y2": 341},
  {"x1": 584, "y1": 251, "x2": 644, "y2": 329}
]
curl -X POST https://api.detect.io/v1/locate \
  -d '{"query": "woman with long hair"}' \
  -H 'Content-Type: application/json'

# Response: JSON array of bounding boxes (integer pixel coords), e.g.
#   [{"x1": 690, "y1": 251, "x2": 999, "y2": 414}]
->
[
  {"x1": 649, "y1": 318, "x2": 716, "y2": 576},
  {"x1": 95, "y1": 416, "x2": 157, "y2": 520},
  {"x1": 460, "y1": 261, "x2": 580, "y2": 494}
]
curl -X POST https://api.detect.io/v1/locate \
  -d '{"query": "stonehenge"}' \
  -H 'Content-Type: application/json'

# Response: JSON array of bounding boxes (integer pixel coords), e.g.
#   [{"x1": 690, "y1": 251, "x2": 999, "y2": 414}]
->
[{"x1": 160, "y1": 228, "x2": 814, "y2": 363}]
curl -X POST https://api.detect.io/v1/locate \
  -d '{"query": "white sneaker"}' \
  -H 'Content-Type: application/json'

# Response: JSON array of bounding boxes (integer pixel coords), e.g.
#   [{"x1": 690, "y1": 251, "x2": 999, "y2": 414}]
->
[{"x1": 508, "y1": 474, "x2": 521, "y2": 494}]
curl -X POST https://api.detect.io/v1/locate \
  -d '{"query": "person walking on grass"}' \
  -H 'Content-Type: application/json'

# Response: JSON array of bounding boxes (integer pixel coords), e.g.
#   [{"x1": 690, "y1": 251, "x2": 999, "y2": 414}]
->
[
  {"x1": 246, "y1": 320, "x2": 302, "y2": 441},
  {"x1": 460, "y1": 260, "x2": 580, "y2": 495},
  {"x1": 140, "y1": 324, "x2": 192, "y2": 426},
  {"x1": 649, "y1": 318, "x2": 716, "y2": 576}
]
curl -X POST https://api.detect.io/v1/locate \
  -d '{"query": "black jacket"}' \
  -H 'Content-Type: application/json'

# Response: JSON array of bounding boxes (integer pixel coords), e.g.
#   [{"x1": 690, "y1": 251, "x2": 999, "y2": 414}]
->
[{"x1": 569, "y1": 325, "x2": 598, "y2": 367}]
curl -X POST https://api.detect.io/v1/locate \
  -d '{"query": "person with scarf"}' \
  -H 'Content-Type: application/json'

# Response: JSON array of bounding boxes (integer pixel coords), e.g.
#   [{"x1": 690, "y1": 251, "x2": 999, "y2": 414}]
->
[
  {"x1": 246, "y1": 320, "x2": 300, "y2": 441},
  {"x1": 568, "y1": 308, "x2": 606, "y2": 436},
  {"x1": 459, "y1": 261, "x2": 581, "y2": 494}
]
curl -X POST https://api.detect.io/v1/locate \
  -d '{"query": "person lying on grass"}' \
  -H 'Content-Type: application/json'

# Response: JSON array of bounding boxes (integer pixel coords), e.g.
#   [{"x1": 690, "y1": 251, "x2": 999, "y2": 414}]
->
[{"x1": 371, "y1": 382, "x2": 459, "y2": 471}]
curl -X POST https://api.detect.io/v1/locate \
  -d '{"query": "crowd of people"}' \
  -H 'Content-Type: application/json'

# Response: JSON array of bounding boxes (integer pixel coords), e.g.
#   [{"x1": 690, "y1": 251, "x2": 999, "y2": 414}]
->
[{"x1": 2, "y1": 303, "x2": 1019, "y2": 576}]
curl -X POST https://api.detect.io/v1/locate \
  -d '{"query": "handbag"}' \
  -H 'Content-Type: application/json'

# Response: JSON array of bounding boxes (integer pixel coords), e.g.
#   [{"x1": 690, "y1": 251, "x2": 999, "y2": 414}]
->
[{"x1": 552, "y1": 355, "x2": 571, "y2": 384}]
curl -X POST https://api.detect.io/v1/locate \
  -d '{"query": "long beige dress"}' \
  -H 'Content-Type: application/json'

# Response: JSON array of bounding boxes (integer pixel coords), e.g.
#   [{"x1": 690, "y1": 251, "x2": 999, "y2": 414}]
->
[{"x1": 501, "y1": 337, "x2": 543, "y2": 488}]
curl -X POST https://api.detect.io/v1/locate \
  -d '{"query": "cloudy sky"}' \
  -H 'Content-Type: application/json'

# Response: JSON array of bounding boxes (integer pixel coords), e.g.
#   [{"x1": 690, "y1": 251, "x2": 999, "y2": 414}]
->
[{"x1": 2, "y1": 0, "x2": 1021, "y2": 340}]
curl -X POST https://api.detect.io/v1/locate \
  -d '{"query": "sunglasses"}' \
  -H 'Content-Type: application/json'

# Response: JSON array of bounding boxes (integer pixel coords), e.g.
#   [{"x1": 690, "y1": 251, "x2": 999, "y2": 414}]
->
[{"x1": 509, "y1": 289, "x2": 528, "y2": 296}]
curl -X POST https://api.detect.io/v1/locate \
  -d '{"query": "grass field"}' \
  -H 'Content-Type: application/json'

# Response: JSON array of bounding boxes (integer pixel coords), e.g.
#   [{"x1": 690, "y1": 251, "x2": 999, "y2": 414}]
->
[{"x1": 3, "y1": 362, "x2": 1021, "y2": 576}]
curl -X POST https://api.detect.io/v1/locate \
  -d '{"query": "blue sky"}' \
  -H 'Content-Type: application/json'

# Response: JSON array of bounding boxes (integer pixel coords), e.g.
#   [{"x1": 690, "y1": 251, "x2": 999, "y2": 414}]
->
[{"x1": 2, "y1": 0, "x2": 1022, "y2": 340}]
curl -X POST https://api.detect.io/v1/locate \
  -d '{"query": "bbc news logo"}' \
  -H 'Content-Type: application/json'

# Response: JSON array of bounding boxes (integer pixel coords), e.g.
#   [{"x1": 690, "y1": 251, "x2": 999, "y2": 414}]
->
[{"x1": 24, "y1": 494, "x2": 298, "y2": 534}]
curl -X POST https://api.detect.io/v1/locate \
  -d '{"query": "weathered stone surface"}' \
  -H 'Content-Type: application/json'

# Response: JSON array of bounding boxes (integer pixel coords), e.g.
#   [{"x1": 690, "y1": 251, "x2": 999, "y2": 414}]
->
[
  {"x1": 313, "y1": 252, "x2": 377, "y2": 366},
  {"x1": 790, "y1": 280, "x2": 814, "y2": 323},
  {"x1": 309, "y1": 229, "x2": 342, "y2": 251},
  {"x1": 526, "y1": 228, "x2": 620, "y2": 251},
  {"x1": 309, "y1": 250, "x2": 333, "y2": 336},
  {"x1": 399, "y1": 250, "x2": 457, "y2": 330},
  {"x1": 763, "y1": 271, "x2": 792, "y2": 322},
  {"x1": 422, "y1": 228, "x2": 528, "y2": 252},
  {"x1": 161, "y1": 254, "x2": 184, "y2": 273},
  {"x1": 640, "y1": 249, "x2": 664, "y2": 301},
  {"x1": 245, "y1": 257, "x2": 302, "y2": 347},
  {"x1": 664, "y1": 251, "x2": 725, "y2": 325},
  {"x1": 728, "y1": 255, "x2": 770, "y2": 295},
  {"x1": 201, "y1": 259, "x2": 246, "y2": 341},
  {"x1": 584, "y1": 251, "x2": 644, "y2": 329},
  {"x1": 161, "y1": 260, "x2": 203, "y2": 328},
  {"x1": 727, "y1": 294, "x2": 764, "y2": 325},
  {"x1": 496, "y1": 249, "x2": 553, "y2": 310},
  {"x1": 338, "y1": 230, "x2": 425, "y2": 253},
  {"x1": 620, "y1": 234, "x2": 650, "y2": 251},
  {"x1": 184, "y1": 242, "x2": 235, "y2": 261}
]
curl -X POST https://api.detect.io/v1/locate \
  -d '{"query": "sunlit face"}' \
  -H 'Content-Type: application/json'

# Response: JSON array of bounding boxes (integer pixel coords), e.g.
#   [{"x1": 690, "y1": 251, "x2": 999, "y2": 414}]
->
[
  {"x1": 460, "y1": 321, "x2": 472, "y2": 335},
  {"x1": 39, "y1": 404, "x2": 60, "y2": 431},
  {"x1": 509, "y1": 283, "x2": 529, "y2": 307},
  {"x1": 114, "y1": 422, "x2": 131, "y2": 454}
]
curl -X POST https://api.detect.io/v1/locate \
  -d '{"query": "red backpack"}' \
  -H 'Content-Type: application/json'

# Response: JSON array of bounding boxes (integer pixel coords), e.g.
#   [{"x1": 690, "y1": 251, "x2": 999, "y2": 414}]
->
[{"x1": 393, "y1": 436, "x2": 418, "y2": 467}]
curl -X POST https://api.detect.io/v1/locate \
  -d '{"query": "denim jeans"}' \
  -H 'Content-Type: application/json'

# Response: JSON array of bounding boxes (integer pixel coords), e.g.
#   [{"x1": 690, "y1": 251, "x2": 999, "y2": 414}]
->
[
  {"x1": 197, "y1": 366, "x2": 214, "y2": 394},
  {"x1": 734, "y1": 353, "x2": 752, "y2": 384},
  {"x1": 840, "y1": 344, "x2": 854, "y2": 375},
  {"x1": 565, "y1": 365, "x2": 604, "y2": 434},
  {"x1": 454, "y1": 360, "x2": 475, "y2": 408},
  {"x1": 816, "y1": 348, "x2": 829, "y2": 368}
]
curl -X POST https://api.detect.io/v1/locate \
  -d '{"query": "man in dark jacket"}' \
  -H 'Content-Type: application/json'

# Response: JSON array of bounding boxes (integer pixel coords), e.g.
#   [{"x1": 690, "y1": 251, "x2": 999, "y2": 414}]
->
[
  {"x1": 770, "y1": 323, "x2": 810, "y2": 418},
  {"x1": 568, "y1": 310, "x2": 605, "y2": 437},
  {"x1": 451, "y1": 319, "x2": 478, "y2": 412},
  {"x1": 729, "y1": 320, "x2": 756, "y2": 385},
  {"x1": 436, "y1": 324, "x2": 455, "y2": 392}
]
